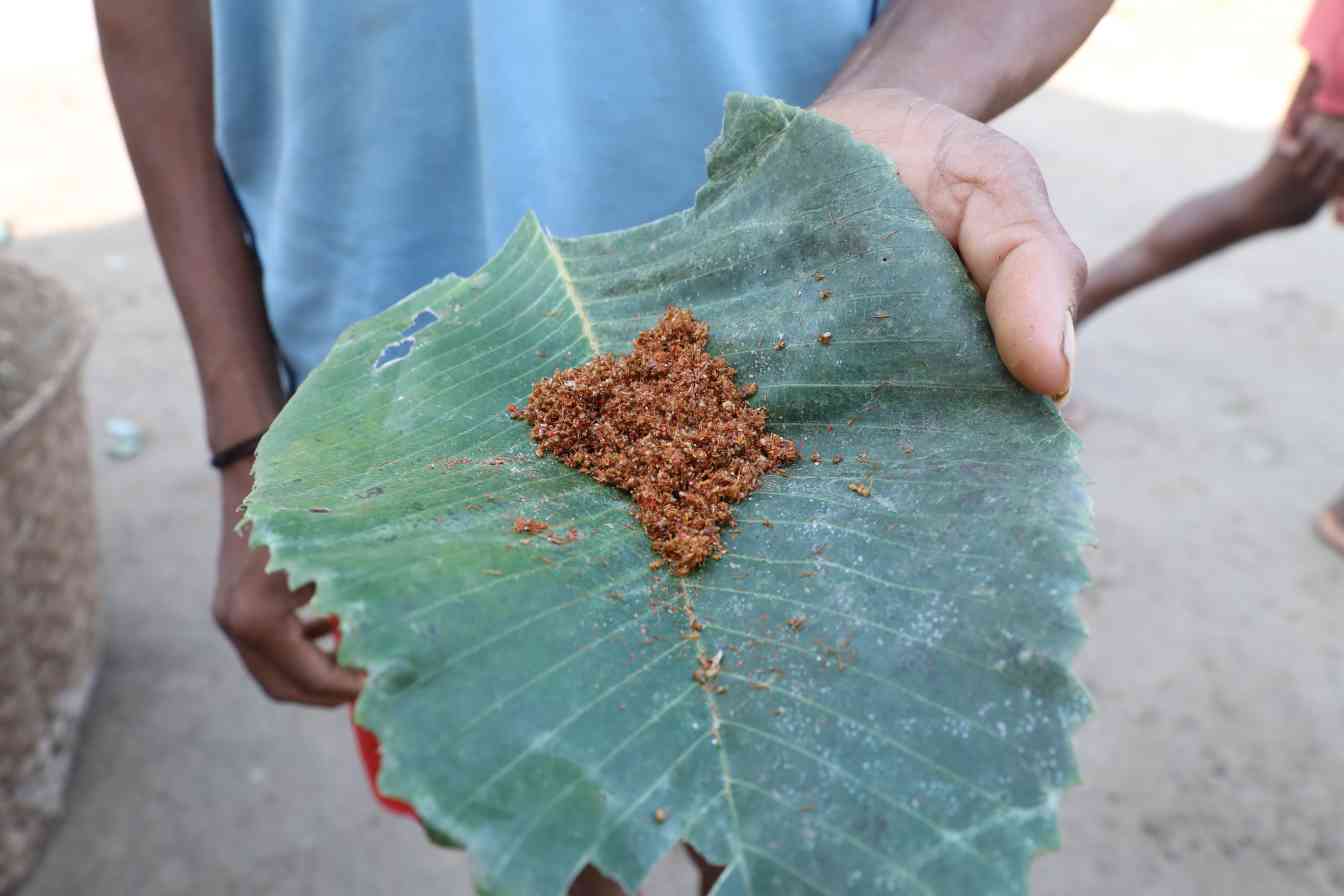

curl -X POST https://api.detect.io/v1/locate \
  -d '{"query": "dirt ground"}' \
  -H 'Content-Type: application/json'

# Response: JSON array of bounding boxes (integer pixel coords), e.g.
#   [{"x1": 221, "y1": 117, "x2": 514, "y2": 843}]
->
[{"x1": 5, "y1": 2, "x2": 1342, "y2": 894}]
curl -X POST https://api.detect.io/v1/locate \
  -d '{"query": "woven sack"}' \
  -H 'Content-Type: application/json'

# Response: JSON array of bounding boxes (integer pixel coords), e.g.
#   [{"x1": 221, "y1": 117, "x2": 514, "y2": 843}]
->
[{"x1": 0, "y1": 259, "x2": 98, "y2": 895}]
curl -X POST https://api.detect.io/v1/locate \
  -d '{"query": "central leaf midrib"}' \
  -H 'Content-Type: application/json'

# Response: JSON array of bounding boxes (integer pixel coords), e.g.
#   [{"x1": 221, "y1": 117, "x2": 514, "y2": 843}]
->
[
  {"x1": 677, "y1": 579, "x2": 755, "y2": 895},
  {"x1": 541, "y1": 226, "x2": 602, "y2": 357}
]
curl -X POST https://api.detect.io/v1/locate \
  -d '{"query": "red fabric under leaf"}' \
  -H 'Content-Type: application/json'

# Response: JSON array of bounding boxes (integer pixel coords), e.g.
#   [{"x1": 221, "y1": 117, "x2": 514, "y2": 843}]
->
[
  {"x1": 349, "y1": 707, "x2": 418, "y2": 818},
  {"x1": 332, "y1": 619, "x2": 418, "y2": 820}
]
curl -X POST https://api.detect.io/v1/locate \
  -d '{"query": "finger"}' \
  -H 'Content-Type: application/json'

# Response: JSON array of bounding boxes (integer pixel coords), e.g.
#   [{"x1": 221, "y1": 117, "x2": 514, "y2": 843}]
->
[
  {"x1": 1291, "y1": 129, "x2": 1316, "y2": 175},
  {"x1": 302, "y1": 614, "x2": 339, "y2": 639},
  {"x1": 1280, "y1": 105, "x2": 1309, "y2": 150},
  {"x1": 1312, "y1": 156, "x2": 1343, "y2": 194},
  {"x1": 280, "y1": 580, "x2": 316, "y2": 610},
  {"x1": 236, "y1": 641, "x2": 348, "y2": 707},
  {"x1": 942, "y1": 154, "x2": 1083, "y2": 398},
  {"x1": 1294, "y1": 139, "x2": 1328, "y2": 181},
  {"x1": 977, "y1": 232, "x2": 1081, "y2": 399},
  {"x1": 226, "y1": 604, "x2": 362, "y2": 705},
  {"x1": 263, "y1": 617, "x2": 365, "y2": 702},
  {"x1": 302, "y1": 615, "x2": 341, "y2": 656},
  {"x1": 1284, "y1": 89, "x2": 1316, "y2": 143}
]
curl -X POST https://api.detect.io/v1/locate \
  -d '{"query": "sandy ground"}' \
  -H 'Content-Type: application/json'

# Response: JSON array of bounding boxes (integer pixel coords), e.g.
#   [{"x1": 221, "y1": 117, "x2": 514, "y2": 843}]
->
[{"x1": 5, "y1": 2, "x2": 1342, "y2": 894}]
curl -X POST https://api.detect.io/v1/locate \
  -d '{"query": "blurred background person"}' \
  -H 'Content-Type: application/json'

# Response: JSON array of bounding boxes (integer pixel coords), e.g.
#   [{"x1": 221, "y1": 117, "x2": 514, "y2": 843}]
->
[{"x1": 1077, "y1": 0, "x2": 1344, "y2": 555}]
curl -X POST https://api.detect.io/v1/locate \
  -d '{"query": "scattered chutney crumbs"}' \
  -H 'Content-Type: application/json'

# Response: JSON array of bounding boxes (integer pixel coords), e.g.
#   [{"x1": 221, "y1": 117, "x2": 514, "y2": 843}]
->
[
  {"x1": 546, "y1": 527, "x2": 580, "y2": 545},
  {"x1": 513, "y1": 516, "x2": 549, "y2": 534},
  {"x1": 692, "y1": 649, "x2": 725, "y2": 686},
  {"x1": 512, "y1": 307, "x2": 797, "y2": 574}
]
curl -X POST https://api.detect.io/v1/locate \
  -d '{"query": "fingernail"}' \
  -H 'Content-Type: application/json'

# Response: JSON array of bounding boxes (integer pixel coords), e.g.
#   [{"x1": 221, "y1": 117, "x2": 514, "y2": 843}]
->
[{"x1": 1052, "y1": 315, "x2": 1075, "y2": 405}]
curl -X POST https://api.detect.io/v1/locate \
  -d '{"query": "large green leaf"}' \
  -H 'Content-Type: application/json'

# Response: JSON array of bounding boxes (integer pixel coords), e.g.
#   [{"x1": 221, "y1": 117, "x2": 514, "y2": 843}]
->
[{"x1": 244, "y1": 94, "x2": 1091, "y2": 895}]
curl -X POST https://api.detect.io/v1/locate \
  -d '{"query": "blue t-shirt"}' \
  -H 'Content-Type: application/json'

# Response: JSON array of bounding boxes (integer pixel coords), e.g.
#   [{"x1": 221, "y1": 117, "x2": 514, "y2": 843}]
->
[{"x1": 213, "y1": 2, "x2": 877, "y2": 381}]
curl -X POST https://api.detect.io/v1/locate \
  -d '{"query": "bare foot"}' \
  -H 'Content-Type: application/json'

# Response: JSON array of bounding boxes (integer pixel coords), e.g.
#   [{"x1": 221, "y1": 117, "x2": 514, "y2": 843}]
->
[{"x1": 1314, "y1": 494, "x2": 1344, "y2": 557}]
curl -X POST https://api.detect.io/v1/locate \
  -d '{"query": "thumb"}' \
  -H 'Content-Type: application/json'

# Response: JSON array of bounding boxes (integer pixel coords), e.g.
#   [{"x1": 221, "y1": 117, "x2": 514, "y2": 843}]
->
[
  {"x1": 814, "y1": 90, "x2": 1082, "y2": 397},
  {"x1": 973, "y1": 232, "x2": 1081, "y2": 401},
  {"x1": 932, "y1": 133, "x2": 1085, "y2": 400}
]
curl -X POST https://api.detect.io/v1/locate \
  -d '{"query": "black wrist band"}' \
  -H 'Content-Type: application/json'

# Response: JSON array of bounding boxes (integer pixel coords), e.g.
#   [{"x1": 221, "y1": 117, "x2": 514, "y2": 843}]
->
[{"x1": 210, "y1": 433, "x2": 265, "y2": 470}]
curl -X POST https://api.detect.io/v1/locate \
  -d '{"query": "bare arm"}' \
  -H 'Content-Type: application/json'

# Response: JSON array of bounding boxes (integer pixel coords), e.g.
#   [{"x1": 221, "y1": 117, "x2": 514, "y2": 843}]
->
[
  {"x1": 96, "y1": 0, "x2": 362, "y2": 705},
  {"x1": 822, "y1": 0, "x2": 1113, "y2": 121},
  {"x1": 95, "y1": 0, "x2": 282, "y2": 450}
]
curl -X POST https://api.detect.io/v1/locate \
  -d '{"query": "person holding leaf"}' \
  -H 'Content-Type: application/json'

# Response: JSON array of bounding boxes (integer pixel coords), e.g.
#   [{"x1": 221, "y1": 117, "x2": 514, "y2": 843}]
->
[
  {"x1": 1077, "y1": 0, "x2": 1344, "y2": 556},
  {"x1": 94, "y1": 1, "x2": 1111, "y2": 893}
]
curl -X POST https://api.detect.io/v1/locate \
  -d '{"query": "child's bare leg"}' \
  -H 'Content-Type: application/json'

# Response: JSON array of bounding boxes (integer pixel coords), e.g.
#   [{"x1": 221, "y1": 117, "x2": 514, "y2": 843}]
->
[
  {"x1": 1315, "y1": 492, "x2": 1344, "y2": 557},
  {"x1": 1078, "y1": 150, "x2": 1327, "y2": 322}
]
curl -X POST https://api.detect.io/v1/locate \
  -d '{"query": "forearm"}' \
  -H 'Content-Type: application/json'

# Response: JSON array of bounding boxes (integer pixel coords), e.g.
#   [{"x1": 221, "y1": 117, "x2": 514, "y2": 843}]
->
[
  {"x1": 97, "y1": 0, "x2": 283, "y2": 453},
  {"x1": 821, "y1": 0, "x2": 1114, "y2": 121}
]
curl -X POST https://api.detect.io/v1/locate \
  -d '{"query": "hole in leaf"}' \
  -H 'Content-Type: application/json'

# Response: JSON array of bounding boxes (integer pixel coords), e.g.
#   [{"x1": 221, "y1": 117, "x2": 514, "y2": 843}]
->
[
  {"x1": 373, "y1": 308, "x2": 440, "y2": 370},
  {"x1": 400, "y1": 308, "x2": 439, "y2": 338},
  {"x1": 373, "y1": 339, "x2": 413, "y2": 369}
]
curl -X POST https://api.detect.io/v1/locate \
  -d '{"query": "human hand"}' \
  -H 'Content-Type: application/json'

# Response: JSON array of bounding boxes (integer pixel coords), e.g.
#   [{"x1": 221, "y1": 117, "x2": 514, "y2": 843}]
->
[
  {"x1": 1280, "y1": 63, "x2": 1322, "y2": 146},
  {"x1": 213, "y1": 458, "x2": 365, "y2": 706},
  {"x1": 1279, "y1": 110, "x2": 1344, "y2": 194},
  {"x1": 813, "y1": 88, "x2": 1081, "y2": 401}
]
